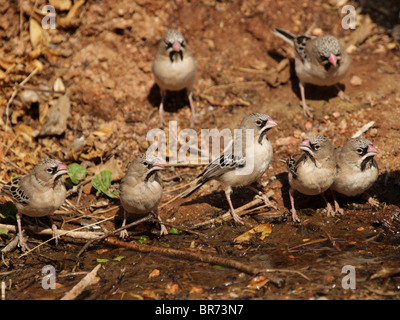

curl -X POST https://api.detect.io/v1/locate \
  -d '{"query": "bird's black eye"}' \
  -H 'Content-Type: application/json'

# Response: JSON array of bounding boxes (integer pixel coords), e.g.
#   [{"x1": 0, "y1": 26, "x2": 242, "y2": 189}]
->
[
  {"x1": 256, "y1": 120, "x2": 263, "y2": 127},
  {"x1": 47, "y1": 167, "x2": 56, "y2": 174},
  {"x1": 320, "y1": 55, "x2": 329, "y2": 62},
  {"x1": 312, "y1": 143, "x2": 320, "y2": 151},
  {"x1": 356, "y1": 148, "x2": 364, "y2": 155},
  {"x1": 181, "y1": 40, "x2": 186, "y2": 47},
  {"x1": 143, "y1": 161, "x2": 148, "y2": 167},
  {"x1": 165, "y1": 42, "x2": 172, "y2": 49}
]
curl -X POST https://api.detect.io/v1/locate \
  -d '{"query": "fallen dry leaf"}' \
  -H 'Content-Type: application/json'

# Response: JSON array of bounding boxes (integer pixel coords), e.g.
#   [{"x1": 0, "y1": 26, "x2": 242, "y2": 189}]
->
[
  {"x1": 234, "y1": 222, "x2": 272, "y2": 249},
  {"x1": 14, "y1": 124, "x2": 34, "y2": 143},
  {"x1": 164, "y1": 283, "x2": 179, "y2": 295},
  {"x1": 247, "y1": 275, "x2": 270, "y2": 290},
  {"x1": 142, "y1": 288, "x2": 159, "y2": 300},
  {"x1": 99, "y1": 156, "x2": 124, "y2": 181},
  {"x1": 148, "y1": 269, "x2": 160, "y2": 279},
  {"x1": 189, "y1": 286, "x2": 204, "y2": 294},
  {"x1": 38, "y1": 94, "x2": 71, "y2": 136},
  {"x1": 92, "y1": 125, "x2": 113, "y2": 137},
  {"x1": 29, "y1": 18, "x2": 47, "y2": 50},
  {"x1": 54, "y1": 77, "x2": 66, "y2": 92}
]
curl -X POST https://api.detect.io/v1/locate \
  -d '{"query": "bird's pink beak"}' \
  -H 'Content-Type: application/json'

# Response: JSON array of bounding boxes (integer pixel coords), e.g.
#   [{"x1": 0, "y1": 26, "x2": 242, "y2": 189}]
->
[
  {"x1": 328, "y1": 53, "x2": 337, "y2": 67},
  {"x1": 367, "y1": 144, "x2": 378, "y2": 155},
  {"x1": 57, "y1": 163, "x2": 68, "y2": 173},
  {"x1": 172, "y1": 41, "x2": 181, "y2": 52},
  {"x1": 267, "y1": 118, "x2": 278, "y2": 127},
  {"x1": 153, "y1": 158, "x2": 164, "y2": 169},
  {"x1": 299, "y1": 139, "x2": 311, "y2": 151}
]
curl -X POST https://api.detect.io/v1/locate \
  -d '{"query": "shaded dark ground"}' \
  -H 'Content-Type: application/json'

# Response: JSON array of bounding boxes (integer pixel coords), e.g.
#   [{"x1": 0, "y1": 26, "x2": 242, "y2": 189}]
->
[{"x1": 1, "y1": 0, "x2": 400, "y2": 300}]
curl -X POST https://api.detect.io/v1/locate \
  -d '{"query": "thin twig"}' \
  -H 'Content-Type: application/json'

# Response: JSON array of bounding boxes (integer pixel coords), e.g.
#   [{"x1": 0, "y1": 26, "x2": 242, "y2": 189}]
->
[
  {"x1": 288, "y1": 238, "x2": 329, "y2": 251},
  {"x1": 18, "y1": 217, "x2": 114, "y2": 258},
  {"x1": 2, "y1": 158, "x2": 30, "y2": 175},
  {"x1": 321, "y1": 227, "x2": 341, "y2": 252},
  {"x1": 104, "y1": 237, "x2": 310, "y2": 282},
  {"x1": 156, "y1": 220, "x2": 208, "y2": 238},
  {"x1": 189, "y1": 198, "x2": 265, "y2": 229},
  {"x1": 67, "y1": 176, "x2": 93, "y2": 196},
  {"x1": 61, "y1": 264, "x2": 101, "y2": 300},
  {"x1": 76, "y1": 214, "x2": 154, "y2": 258},
  {"x1": 159, "y1": 193, "x2": 183, "y2": 209},
  {"x1": 351, "y1": 121, "x2": 375, "y2": 138},
  {"x1": 5, "y1": 67, "x2": 39, "y2": 127}
]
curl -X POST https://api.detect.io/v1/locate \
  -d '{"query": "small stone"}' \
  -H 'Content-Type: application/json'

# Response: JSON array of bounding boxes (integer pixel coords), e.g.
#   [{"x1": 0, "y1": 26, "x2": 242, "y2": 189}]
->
[
  {"x1": 305, "y1": 121, "x2": 313, "y2": 131},
  {"x1": 350, "y1": 75, "x2": 362, "y2": 86},
  {"x1": 312, "y1": 28, "x2": 324, "y2": 36}
]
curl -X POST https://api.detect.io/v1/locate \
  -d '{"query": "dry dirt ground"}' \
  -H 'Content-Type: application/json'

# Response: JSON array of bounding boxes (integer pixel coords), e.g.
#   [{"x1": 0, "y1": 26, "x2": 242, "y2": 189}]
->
[{"x1": 1, "y1": 0, "x2": 400, "y2": 301}]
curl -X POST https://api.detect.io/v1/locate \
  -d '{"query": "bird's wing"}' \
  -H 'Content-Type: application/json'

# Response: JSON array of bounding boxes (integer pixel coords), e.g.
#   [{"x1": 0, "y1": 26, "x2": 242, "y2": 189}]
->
[
  {"x1": 181, "y1": 153, "x2": 245, "y2": 198},
  {"x1": 1, "y1": 176, "x2": 30, "y2": 205},
  {"x1": 286, "y1": 153, "x2": 307, "y2": 180},
  {"x1": 199, "y1": 153, "x2": 246, "y2": 181},
  {"x1": 293, "y1": 35, "x2": 313, "y2": 64}
]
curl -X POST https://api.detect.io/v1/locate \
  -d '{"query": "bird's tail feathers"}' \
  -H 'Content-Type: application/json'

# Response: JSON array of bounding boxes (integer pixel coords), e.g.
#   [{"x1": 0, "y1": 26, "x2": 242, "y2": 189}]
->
[
  {"x1": 271, "y1": 28, "x2": 295, "y2": 45},
  {"x1": 181, "y1": 178, "x2": 205, "y2": 198}
]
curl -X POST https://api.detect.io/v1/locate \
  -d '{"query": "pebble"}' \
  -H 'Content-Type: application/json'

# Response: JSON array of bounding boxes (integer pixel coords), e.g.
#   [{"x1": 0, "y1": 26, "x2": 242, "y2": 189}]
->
[
  {"x1": 312, "y1": 28, "x2": 324, "y2": 36},
  {"x1": 305, "y1": 121, "x2": 313, "y2": 131},
  {"x1": 350, "y1": 75, "x2": 362, "y2": 86}
]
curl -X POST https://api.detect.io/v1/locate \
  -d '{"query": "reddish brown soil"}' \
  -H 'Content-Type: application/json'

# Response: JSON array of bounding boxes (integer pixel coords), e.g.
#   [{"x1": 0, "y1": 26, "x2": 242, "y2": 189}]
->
[{"x1": 1, "y1": 0, "x2": 400, "y2": 300}]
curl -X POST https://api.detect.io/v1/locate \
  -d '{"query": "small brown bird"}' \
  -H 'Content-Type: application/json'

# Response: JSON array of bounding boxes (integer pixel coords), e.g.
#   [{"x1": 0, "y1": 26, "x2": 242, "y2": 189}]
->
[
  {"x1": 286, "y1": 135, "x2": 336, "y2": 222},
  {"x1": 1, "y1": 159, "x2": 68, "y2": 251},
  {"x1": 152, "y1": 29, "x2": 197, "y2": 127},
  {"x1": 271, "y1": 28, "x2": 350, "y2": 118},
  {"x1": 181, "y1": 113, "x2": 278, "y2": 224},
  {"x1": 119, "y1": 154, "x2": 167, "y2": 238},
  {"x1": 331, "y1": 137, "x2": 379, "y2": 214}
]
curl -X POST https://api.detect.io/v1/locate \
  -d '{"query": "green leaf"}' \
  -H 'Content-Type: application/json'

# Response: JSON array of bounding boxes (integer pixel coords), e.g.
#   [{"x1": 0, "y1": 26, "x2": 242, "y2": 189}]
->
[
  {"x1": 168, "y1": 227, "x2": 182, "y2": 235},
  {"x1": 1, "y1": 202, "x2": 17, "y2": 220},
  {"x1": 112, "y1": 256, "x2": 125, "y2": 262},
  {"x1": 91, "y1": 170, "x2": 119, "y2": 199},
  {"x1": 96, "y1": 258, "x2": 109, "y2": 263},
  {"x1": 213, "y1": 265, "x2": 225, "y2": 270},
  {"x1": 138, "y1": 235, "x2": 150, "y2": 244},
  {"x1": 67, "y1": 163, "x2": 87, "y2": 184},
  {"x1": 0, "y1": 228, "x2": 9, "y2": 236}
]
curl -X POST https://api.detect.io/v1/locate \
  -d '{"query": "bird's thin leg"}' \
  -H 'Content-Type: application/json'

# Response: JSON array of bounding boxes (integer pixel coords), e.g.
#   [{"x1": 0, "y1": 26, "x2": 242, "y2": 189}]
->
[
  {"x1": 159, "y1": 89, "x2": 166, "y2": 127},
  {"x1": 119, "y1": 210, "x2": 129, "y2": 239},
  {"x1": 335, "y1": 84, "x2": 350, "y2": 101},
  {"x1": 289, "y1": 187, "x2": 300, "y2": 222},
  {"x1": 362, "y1": 192, "x2": 379, "y2": 207},
  {"x1": 154, "y1": 208, "x2": 168, "y2": 236},
  {"x1": 225, "y1": 187, "x2": 244, "y2": 225},
  {"x1": 331, "y1": 189, "x2": 344, "y2": 215},
  {"x1": 16, "y1": 212, "x2": 30, "y2": 251},
  {"x1": 187, "y1": 89, "x2": 197, "y2": 127},
  {"x1": 299, "y1": 82, "x2": 313, "y2": 118},
  {"x1": 321, "y1": 193, "x2": 335, "y2": 217},
  {"x1": 246, "y1": 185, "x2": 277, "y2": 210},
  {"x1": 48, "y1": 216, "x2": 59, "y2": 246}
]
